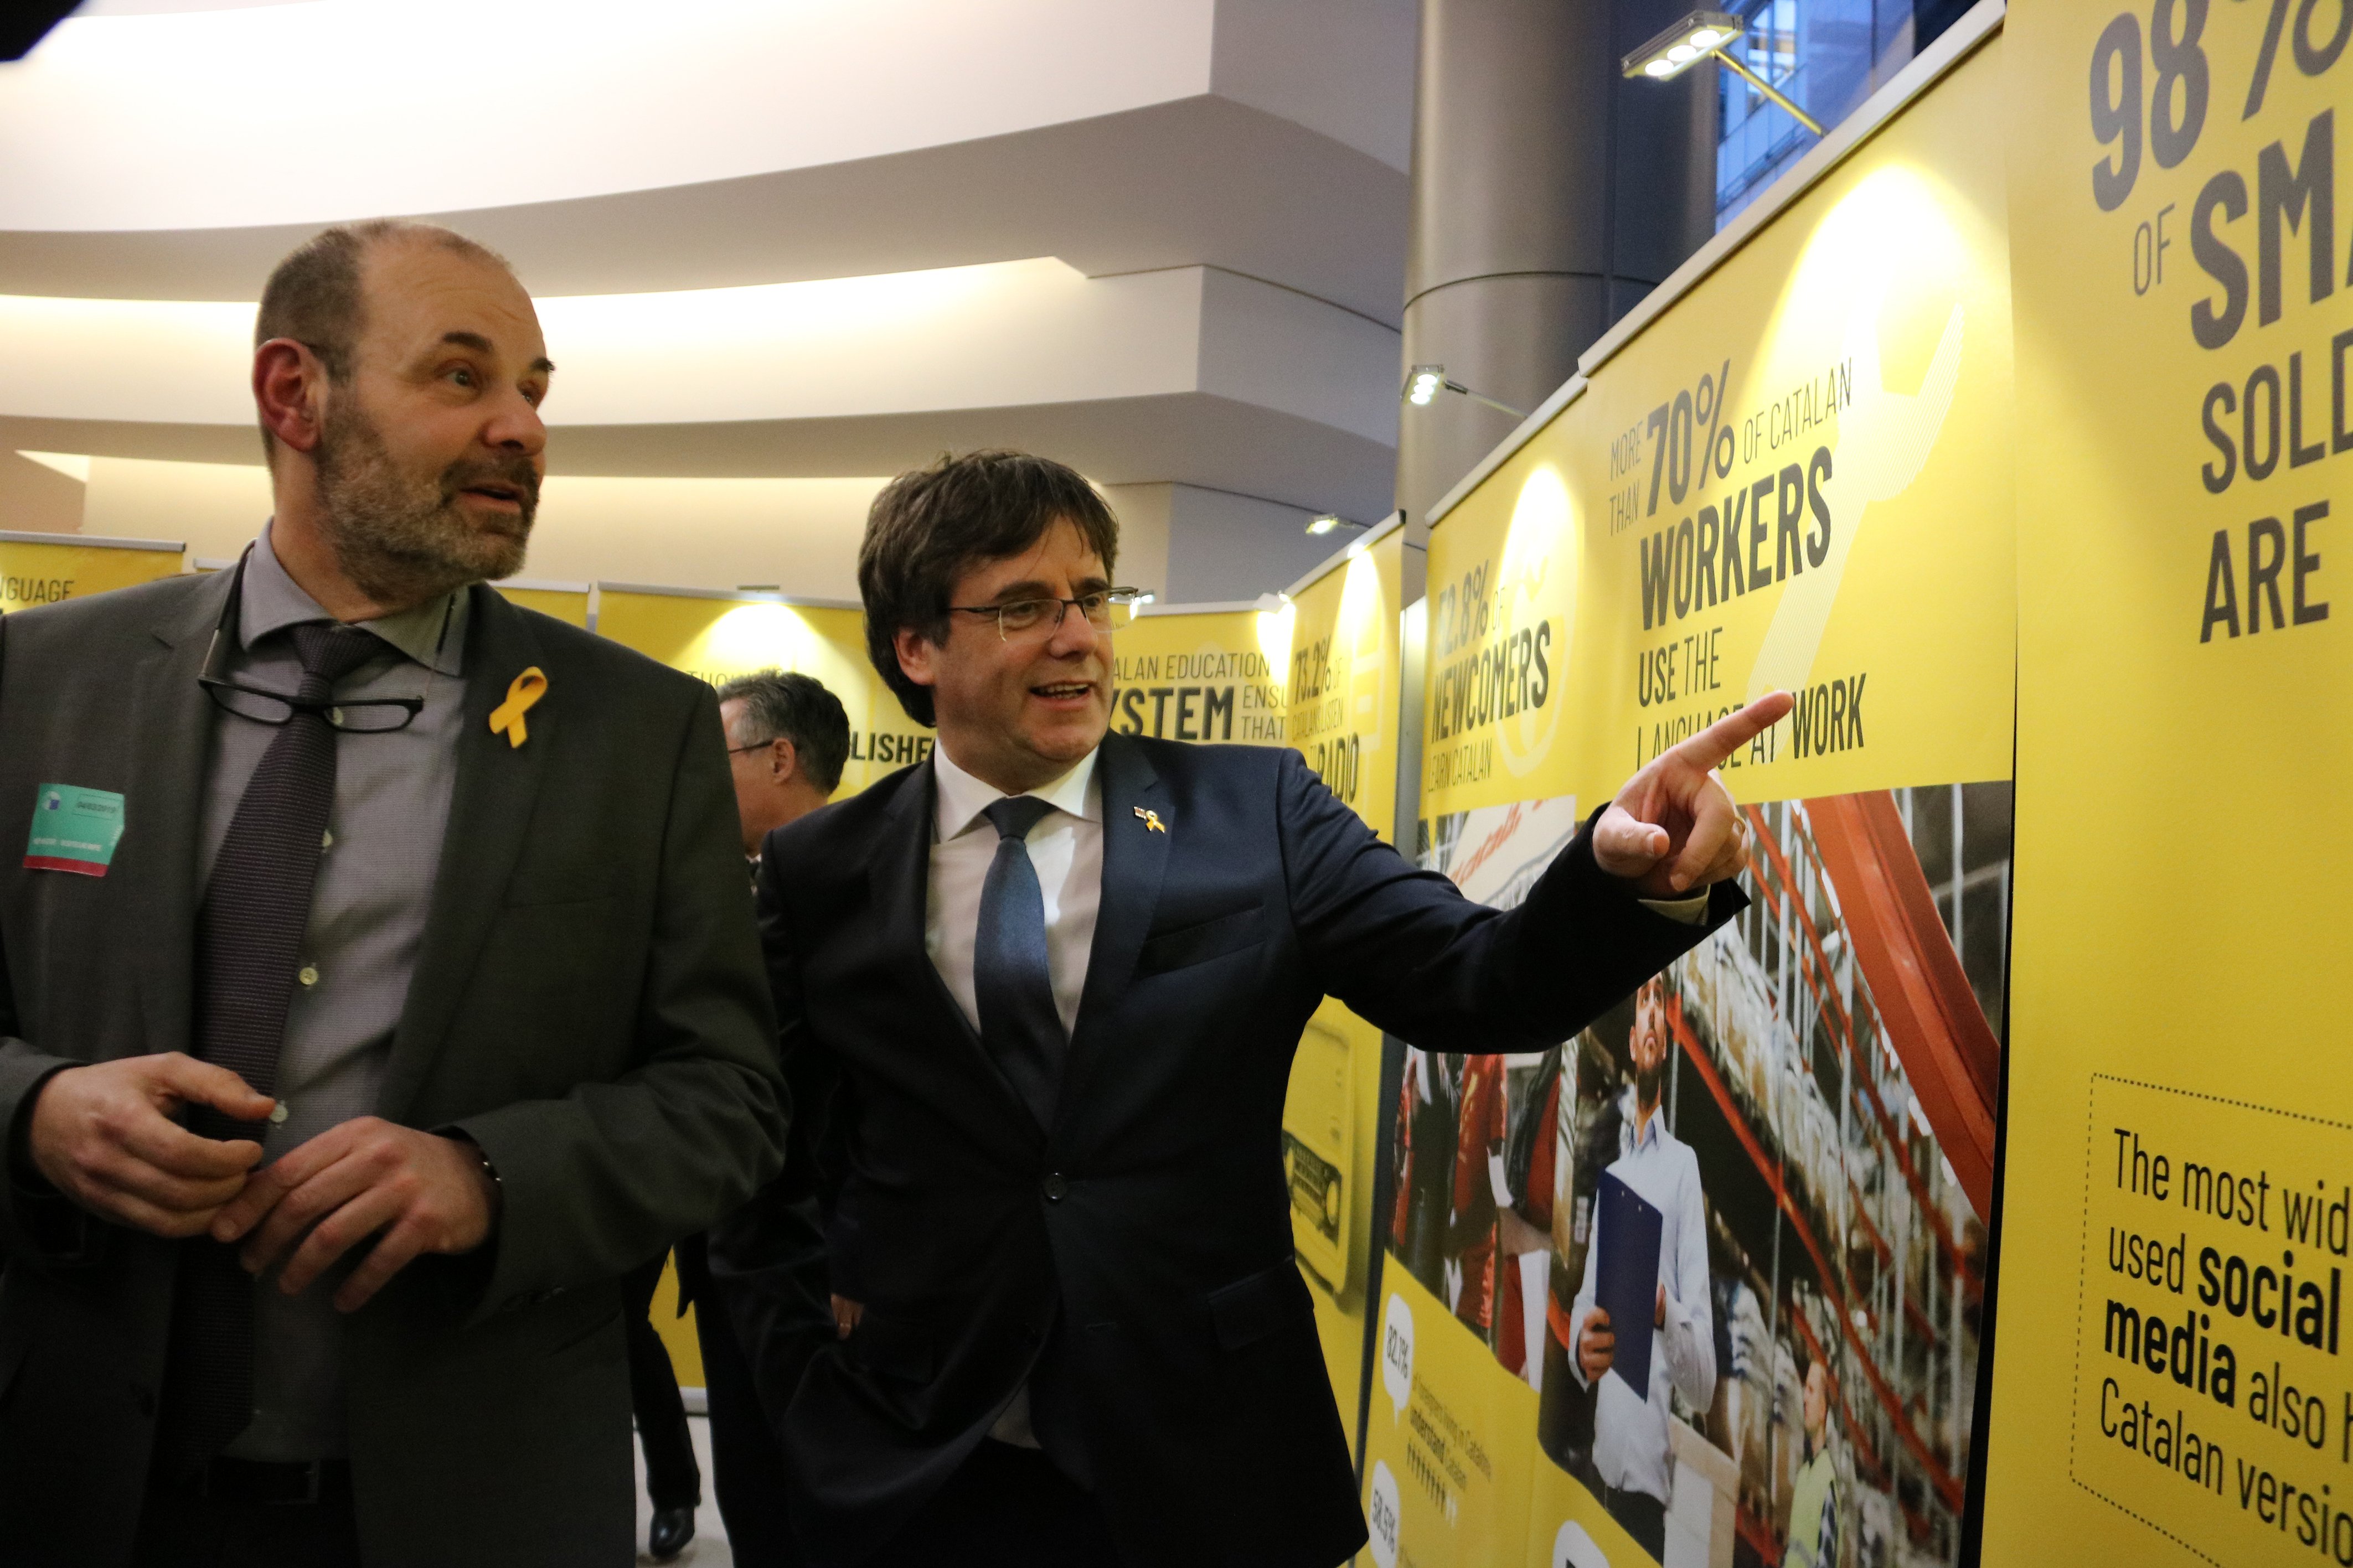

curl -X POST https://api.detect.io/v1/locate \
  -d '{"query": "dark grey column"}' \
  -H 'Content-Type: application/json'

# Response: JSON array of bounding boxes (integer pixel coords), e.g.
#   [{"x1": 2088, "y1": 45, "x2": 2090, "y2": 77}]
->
[{"x1": 1396, "y1": 0, "x2": 1718, "y2": 522}]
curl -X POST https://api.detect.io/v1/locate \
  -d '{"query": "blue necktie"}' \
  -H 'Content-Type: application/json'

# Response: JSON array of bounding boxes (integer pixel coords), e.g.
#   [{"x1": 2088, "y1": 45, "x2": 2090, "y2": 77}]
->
[{"x1": 975, "y1": 796, "x2": 1065, "y2": 1128}]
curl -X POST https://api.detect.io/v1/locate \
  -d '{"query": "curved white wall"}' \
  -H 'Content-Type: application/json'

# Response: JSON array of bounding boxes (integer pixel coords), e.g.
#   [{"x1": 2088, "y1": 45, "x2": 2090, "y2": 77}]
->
[{"x1": 3, "y1": 0, "x2": 1214, "y2": 231}]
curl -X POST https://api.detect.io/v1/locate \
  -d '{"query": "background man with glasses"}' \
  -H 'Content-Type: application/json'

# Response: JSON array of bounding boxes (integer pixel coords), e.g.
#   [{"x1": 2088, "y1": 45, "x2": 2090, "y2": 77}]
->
[
  {"x1": 0, "y1": 219, "x2": 784, "y2": 1568},
  {"x1": 714, "y1": 448, "x2": 1791, "y2": 1568},
  {"x1": 621, "y1": 667, "x2": 853, "y2": 1568}
]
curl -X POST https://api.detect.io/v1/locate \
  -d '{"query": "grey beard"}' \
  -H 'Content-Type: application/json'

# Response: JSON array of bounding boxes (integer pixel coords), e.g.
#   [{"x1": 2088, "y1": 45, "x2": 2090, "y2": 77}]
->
[{"x1": 313, "y1": 402, "x2": 535, "y2": 608}]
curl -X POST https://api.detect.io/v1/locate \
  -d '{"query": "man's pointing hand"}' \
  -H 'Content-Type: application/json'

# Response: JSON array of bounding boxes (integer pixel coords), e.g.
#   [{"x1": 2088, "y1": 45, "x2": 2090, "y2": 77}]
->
[{"x1": 1594, "y1": 692, "x2": 1794, "y2": 899}]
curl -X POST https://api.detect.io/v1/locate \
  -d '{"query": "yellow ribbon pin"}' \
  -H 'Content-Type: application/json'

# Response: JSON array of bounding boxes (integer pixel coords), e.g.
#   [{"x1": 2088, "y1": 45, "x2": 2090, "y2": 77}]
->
[
  {"x1": 1133, "y1": 807, "x2": 1167, "y2": 834},
  {"x1": 488, "y1": 667, "x2": 548, "y2": 749}
]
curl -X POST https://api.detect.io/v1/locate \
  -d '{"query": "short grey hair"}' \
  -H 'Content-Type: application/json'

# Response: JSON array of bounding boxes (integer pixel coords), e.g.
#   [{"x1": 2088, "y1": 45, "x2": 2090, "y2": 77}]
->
[{"x1": 716, "y1": 669, "x2": 852, "y2": 794}]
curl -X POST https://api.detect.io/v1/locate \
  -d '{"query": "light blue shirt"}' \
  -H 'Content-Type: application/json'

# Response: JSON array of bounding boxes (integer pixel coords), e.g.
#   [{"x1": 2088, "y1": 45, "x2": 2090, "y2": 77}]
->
[{"x1": 1567, "y1": 1103, "x2": 1716, "y2": 1503}]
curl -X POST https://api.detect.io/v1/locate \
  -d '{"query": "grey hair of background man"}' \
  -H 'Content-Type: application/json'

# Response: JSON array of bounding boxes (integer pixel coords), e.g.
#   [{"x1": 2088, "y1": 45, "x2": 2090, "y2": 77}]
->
[
  {"x1": 251, "y1": 219, "x2": 518, "y2": 463},
  {"x1": 715, "y1": 669, "x2": 853, "y2": 794}
]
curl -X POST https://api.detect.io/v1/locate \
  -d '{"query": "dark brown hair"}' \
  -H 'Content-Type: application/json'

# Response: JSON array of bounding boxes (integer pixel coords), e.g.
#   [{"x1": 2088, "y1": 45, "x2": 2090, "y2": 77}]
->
[
  {"x1": 858, "y1": 451, "x2": 1120, "y2": 727},
  {"x1": 252, "y1": 219, "x2": 513, "y2": 460}
]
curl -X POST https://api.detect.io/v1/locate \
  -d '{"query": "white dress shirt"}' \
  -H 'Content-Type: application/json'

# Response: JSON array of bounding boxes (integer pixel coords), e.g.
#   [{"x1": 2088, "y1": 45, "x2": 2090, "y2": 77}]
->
[
  {"x1": 1566, "y1": 1101, "x2": 1718, "y2": 1503},
  {"x1": 924, "y1": 742, "x2": 1104, "y2": 1445},
  {"x1": 925, "y1": 744, "x2": 1103, "y2": 1039}
]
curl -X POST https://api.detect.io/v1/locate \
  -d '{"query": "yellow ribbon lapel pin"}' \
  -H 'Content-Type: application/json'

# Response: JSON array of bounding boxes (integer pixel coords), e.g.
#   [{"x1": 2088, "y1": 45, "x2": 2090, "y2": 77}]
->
[
  {"x1": 1133, "y1": 807, "x2": 1168, "y2": 834},
  {"x1": 488, "y1": 667, "x2": 548, "y2": 749}
]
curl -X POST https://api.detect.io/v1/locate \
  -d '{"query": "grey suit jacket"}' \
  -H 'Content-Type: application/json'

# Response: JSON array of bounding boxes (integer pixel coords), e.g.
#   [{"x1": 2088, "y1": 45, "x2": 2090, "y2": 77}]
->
[{"x1": 0, "y1": 570, "x2": 787, "y2": 1567}]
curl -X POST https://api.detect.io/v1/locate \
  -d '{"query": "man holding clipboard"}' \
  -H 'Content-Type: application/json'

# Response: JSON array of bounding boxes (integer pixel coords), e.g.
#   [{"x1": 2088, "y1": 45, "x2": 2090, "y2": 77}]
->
[{"x1": 1567, "y1": 977, "x2": 1717, "y2": 1559}]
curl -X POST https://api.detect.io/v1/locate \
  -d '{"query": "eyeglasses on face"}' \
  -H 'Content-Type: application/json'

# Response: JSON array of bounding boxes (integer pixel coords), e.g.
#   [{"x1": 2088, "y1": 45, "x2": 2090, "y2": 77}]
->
[{"x1": 945, "y1": 588, "x2": 1142, "y2": 641}]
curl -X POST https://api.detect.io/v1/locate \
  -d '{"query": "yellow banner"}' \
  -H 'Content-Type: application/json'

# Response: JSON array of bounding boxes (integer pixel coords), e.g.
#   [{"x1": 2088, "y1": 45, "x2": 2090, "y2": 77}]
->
[
  {"x1": 1423, "y1": 54, "x2": 2014, "y2": 822},
  {"x1": 494, "y1": 582, "x2": 590, "y2": 628},
  {"x1": 1986, "y1": 0, "x2": 2353, "y2": 1557},
  {"x1": 1109, "y1": 603, "x2": 1291, "y2": 744},
  {"x1": 1286, "y1": 531, "x2": 1407, "y2": 842},
  {"x1": 1396, "y1": 33, "x2": 2015, "y2": 1568},
  {"x1": 1361, "y1": 1268, "x2": 1542, "y2": 1568},
  {"x1": 594, "y1": 586, "x2": 937, "y2": 796},
  {"x1": 0, "y1": 532, "x2": 183, "y2": 614},
  {"x1": 1286, "y1": 535, "x2": 1414, "y2": 1455}
]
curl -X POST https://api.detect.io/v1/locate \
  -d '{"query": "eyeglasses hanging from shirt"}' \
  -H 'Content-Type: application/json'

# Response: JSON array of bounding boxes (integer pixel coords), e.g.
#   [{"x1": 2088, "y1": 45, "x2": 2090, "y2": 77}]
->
[{"x1": 195, "y1": 545, "x2": 451, "y2": 734}]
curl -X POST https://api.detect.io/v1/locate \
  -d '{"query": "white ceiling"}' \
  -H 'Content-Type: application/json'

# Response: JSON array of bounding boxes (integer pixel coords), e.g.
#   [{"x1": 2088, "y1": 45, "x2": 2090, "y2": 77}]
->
[{"x1": 0, "y1": 0, "x2": 1416, "y2": 576}]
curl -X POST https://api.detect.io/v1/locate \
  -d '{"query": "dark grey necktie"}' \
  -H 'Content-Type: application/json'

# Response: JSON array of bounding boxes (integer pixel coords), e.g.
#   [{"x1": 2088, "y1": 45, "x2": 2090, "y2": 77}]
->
[
  {"x1": 162, "y1": 620, "x2": 381, "y2": 1472},
  {"x1": 974, "y1": 796, "x2": 1066, "y2": 1129}
]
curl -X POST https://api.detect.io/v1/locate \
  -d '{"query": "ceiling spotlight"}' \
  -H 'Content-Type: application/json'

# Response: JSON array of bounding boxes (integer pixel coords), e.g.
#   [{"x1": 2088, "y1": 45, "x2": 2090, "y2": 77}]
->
[
  {"x1": 1622, "y1": 9, "x2": 1824, "y2": 136},
  {"x1": 1305, "y1": 514, "x2": 1371, "y2": 537},
  {"x1": 1400, "y1": 363, "x2": 1529, "y2": 420}
]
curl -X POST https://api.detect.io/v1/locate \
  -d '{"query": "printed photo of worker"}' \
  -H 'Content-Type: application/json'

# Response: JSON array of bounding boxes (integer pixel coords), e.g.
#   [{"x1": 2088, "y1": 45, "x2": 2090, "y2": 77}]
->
[{"x1": 1400, "y1": 783, "x2": 2008, "y2": 1567}]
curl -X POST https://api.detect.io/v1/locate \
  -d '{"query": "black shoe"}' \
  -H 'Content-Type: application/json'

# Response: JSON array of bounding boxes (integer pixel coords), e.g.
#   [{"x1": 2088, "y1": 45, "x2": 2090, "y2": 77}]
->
[{"x1": 648, "y1": 1504, "x2": 696, "y2": 1562}]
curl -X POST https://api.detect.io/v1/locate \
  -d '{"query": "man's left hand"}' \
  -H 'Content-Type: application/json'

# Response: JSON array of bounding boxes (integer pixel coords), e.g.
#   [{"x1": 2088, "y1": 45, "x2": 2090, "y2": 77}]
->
[
  {"x1": 1595, "y1": 692, "x2": 1794, "y2": 898},
  {"x1": 209, "y1": 1119, "x2": 499, "y2": 1312}
]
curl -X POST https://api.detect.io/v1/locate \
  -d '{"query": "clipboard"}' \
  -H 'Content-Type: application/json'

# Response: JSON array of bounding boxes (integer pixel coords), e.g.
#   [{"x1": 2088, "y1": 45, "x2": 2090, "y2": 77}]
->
[{"x1": 1595, "y1": 1168, "x2": 1664, "y2": 1396}]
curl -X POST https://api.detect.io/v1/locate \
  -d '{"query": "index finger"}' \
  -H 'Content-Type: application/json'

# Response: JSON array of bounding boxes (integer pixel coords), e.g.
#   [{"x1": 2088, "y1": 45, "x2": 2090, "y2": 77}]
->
[{"x1": 1670, "y1": 691, "x2": 1794, "y2": 772}]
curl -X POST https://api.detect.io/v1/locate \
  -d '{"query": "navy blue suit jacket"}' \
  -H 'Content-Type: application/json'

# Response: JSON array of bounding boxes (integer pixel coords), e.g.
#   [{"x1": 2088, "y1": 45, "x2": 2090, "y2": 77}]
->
[{"x1": 714, "y1": 731, "x2": 1740, "y2": 1568}]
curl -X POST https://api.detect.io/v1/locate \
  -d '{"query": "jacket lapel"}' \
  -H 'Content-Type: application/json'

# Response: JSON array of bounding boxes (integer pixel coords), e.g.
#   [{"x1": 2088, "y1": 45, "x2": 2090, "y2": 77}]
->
[
  {"x1": 867, "y1": 763, "x2": 1044, "y2": 1150},
  {"x1": 378, "y1": 586, "x2": 550, "y2": 1124},
  {"x1": 128, "y1": 571, "x2": 236, "y2": 1058},
  {"x1": 1052, "y1": 734, "x2": 1168, "y2": 1145}
]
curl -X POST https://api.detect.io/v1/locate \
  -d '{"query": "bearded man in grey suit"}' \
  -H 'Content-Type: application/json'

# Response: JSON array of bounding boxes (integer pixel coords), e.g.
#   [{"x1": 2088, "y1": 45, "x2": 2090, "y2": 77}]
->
[{"x1": 0, "y1": 220, "x2": 785, "y2": 1567}]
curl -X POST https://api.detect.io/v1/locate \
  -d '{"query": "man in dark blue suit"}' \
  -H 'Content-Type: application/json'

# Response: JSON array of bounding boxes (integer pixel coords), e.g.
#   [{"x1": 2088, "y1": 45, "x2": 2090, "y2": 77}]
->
[{"x1": 715, "y1": 451, "x2": 1790, "y2": 1568}]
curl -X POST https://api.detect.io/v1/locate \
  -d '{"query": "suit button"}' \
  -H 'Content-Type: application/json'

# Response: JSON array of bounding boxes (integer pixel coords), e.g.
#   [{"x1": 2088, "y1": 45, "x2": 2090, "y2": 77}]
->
[{"x1": 1041, "y1": 1172, "x2": 1068, "y2": 1202}]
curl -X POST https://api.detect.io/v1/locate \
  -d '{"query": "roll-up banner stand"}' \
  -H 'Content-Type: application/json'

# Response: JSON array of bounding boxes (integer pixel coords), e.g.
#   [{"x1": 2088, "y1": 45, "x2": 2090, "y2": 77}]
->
[
  {"x1": 1982, "y1": 0, "x2": 2353, "y2": 1556},
  {"x1": 0, "y1": 530, "x2": 185, "y2": 612},
  {"x1": 1362, "y1": 9, "x2": 2016, "y2": 1565},
  {"x1": 1280, "y1": 521, "x2": 1414, "y2": 1460},
  {"x1": 594, "y1": 583, "x2": 937, "y2": 798},
  {"x1": 1111, "y1": 540, "x2": 1421, "y2": 1460}
]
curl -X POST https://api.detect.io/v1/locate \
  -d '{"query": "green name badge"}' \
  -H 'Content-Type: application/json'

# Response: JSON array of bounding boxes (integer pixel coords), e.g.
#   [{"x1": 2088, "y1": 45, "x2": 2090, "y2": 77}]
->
[{"x1": 24, "y1": 783, "x2": 126, "y2": 877}]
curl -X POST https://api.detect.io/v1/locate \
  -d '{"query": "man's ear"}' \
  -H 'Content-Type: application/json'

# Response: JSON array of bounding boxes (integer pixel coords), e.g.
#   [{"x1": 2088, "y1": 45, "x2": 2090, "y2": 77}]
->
[
  {"x1": 771, "y1": 737, "x2": 800, "y2": 783},
  {"x1": 894, "y1": 627, "x2": 940, "y2": 691},
  {"x1": 254, "y1": 338, "x2": 329, "y2": 457}
]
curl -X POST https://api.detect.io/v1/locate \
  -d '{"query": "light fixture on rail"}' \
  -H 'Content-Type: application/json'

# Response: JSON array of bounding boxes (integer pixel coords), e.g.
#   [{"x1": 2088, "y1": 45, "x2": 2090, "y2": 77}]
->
[
  {"x1": 1401, "y1": 364, "x2": 1529, "y2": 420},
  {"x1": 1304, "y1": 514, "x2": 1370, "y2": 537},
  {"x1": 1622, "y1": 11, "x2": 1824, "y2": 137}
]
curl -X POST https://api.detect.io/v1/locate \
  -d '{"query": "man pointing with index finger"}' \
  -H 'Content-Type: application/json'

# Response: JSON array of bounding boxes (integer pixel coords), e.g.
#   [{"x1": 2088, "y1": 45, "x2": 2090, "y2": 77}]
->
[{"x1": 716, "y1": 448, "x2": 1791, "y2": 1568}]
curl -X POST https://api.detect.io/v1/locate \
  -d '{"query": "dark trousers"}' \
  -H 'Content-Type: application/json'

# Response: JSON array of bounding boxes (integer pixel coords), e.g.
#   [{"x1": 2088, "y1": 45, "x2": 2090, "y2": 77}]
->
[
  {"x1": 131, "y1": 1464, "x2": 361, "y2": 1568},
  {"x1": 623, "y1": 1253, "x2": 704, "y2": 1512},
  {"x1": 1601, "y1": 1481, "x2": 1667, "y2": 1561},
  {"x1": 868, "y1": 1439, "x2": 1121, "y2": 1568},
  {"x1": 688, "y1": 1253, "x2": 802, "y2": 1566}
]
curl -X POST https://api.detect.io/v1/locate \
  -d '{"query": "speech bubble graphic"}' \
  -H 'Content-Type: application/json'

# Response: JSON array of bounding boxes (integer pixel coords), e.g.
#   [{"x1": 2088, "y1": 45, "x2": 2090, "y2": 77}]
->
[
  {"x1": 1552, "y1": 1520, "x2": 1610, "y2": 1568},
  {"x1": 1368, "y1": 1461, "x2": 1402, "y2": 1568},
  {"x1": 1381, "y1": 1291, "x2": 1415, "y2": 1420}
]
